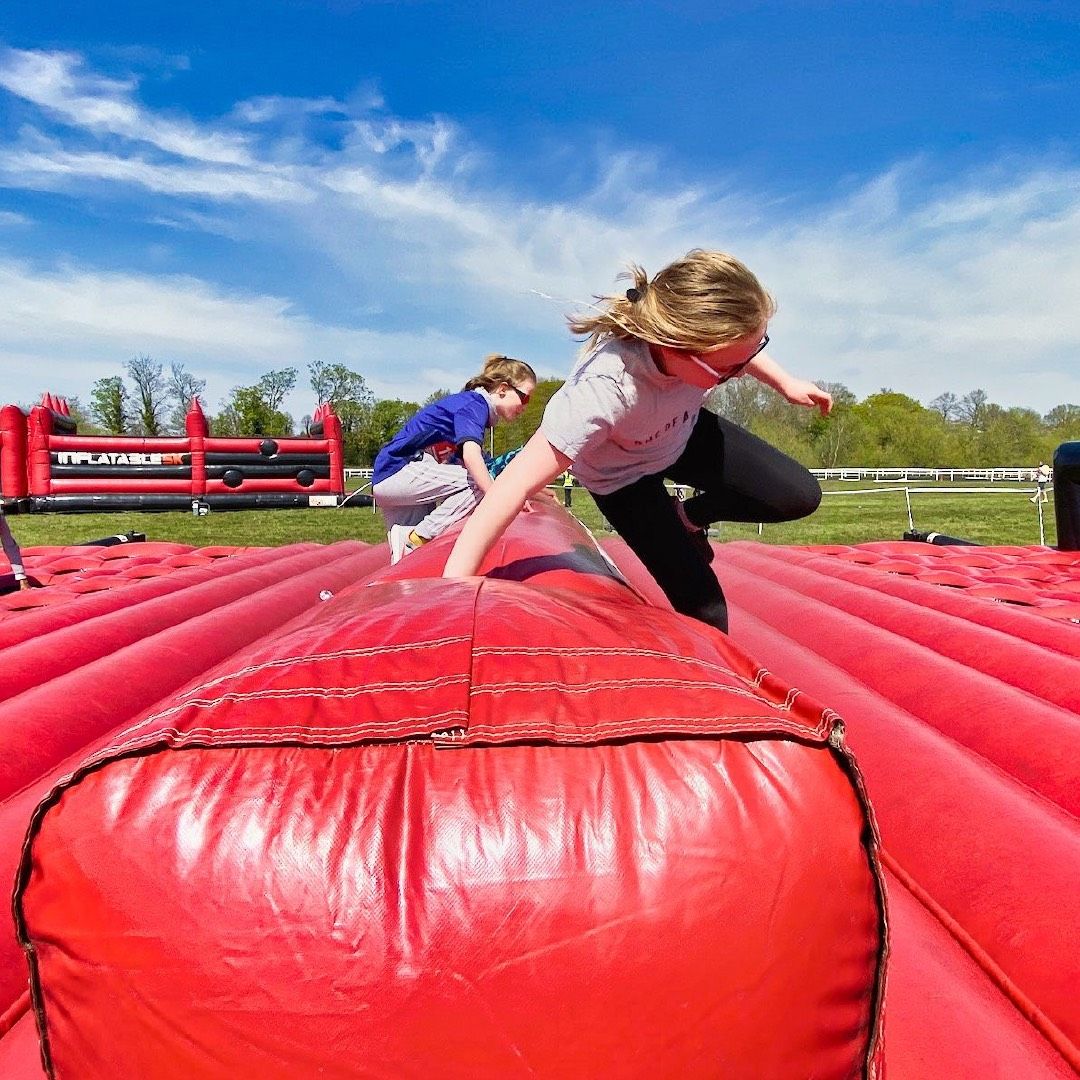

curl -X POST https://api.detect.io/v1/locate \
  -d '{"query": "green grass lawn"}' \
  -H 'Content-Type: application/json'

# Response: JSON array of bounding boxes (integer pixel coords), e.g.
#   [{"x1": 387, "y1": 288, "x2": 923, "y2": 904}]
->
[{"x1": 7, "y1": 481, "x2": 1056, "y2": 550}]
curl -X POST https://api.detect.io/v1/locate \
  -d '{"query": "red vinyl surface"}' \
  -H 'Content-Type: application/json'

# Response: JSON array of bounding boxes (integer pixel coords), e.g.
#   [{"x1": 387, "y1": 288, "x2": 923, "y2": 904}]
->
[
  {"x1": 605, "y1": 536, "x2": 1080, "y2": 1078},
  {"x1": 7, "y1": 510, "x2": 1073, "y2": 1077},
  {"x1": 14, "y1": 505, "x2": 885, "y2": 1078}
]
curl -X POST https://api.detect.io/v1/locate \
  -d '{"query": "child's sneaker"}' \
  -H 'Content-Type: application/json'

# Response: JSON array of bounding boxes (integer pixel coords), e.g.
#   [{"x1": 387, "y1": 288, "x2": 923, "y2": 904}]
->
[{"x1": 388, "y1": 524, "x2": 416, "y2": 566}]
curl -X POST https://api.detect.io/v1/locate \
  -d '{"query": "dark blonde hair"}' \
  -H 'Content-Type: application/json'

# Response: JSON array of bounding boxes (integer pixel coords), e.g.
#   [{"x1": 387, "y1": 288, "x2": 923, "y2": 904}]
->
[
  {"x1": 464, "y1": 354, "x2": 537, "y2": 392},
  {"x1": 568, "y1": 249, "x2": 776, "y2": 353}
]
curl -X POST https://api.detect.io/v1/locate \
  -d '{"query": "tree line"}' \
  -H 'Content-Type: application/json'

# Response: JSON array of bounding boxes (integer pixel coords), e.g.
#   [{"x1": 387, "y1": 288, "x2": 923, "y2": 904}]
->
[
  {"x1": 54, "y1": 357, "x2": 419, "y2": 467},
  {"x1": 48, "y1": 357, "x2": 1078, "y2": 468}
]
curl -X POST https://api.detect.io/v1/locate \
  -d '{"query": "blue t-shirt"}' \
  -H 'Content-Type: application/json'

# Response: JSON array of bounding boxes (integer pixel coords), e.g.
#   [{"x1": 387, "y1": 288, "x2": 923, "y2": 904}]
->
[{"x1": 372, "y1": 390, "x2": 491, "y2": 485}]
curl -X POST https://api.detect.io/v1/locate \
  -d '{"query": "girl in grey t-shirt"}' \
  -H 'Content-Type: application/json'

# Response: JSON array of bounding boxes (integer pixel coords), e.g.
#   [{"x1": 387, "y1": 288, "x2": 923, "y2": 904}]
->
[{"x1": 444, "y1": 250, "x2": 832, "y2": 635}]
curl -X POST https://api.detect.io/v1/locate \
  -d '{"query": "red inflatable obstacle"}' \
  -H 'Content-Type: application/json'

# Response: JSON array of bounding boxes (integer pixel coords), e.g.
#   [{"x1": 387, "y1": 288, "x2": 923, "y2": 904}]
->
[
  {"x1": 15, "y1": 503, "x2": 886, "y2": 1079},
  {"x1": 0, "y1": 404, "x2": 29, "y2": 501},
  {"x1": 604, "y1": 537, "x2": 1079, "y2": 1079},
  {"x1": 0, "y1": 538, "x2": 387, "y2": 1080},
  {"x1": 1, "y1": 394, "x2": 347, "y2": 511}
]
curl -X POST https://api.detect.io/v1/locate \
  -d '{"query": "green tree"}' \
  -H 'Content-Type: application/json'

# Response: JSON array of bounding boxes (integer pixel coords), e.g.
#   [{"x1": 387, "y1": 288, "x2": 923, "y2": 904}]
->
[
  {"x1": 807, "y1": 383, "x2": 860, "y2": 468},
  {"x1": 90, "y1": 376, "x2": 129, "y2": 434},
  {"x1": 308, "y1": 361, "x2": 375, "y2": 462},
  {"x1": 127, "y1": 355, "x2": 166, "y2": 436},
  {"x1": 166, "y1": 362, "x2": 207, "y2": 434},
  {"x1": 972, "y1": 405, "x2": 1043, "y2": 465},
  {"x1": 214, "y1": 385, "x2": 293, "y2": 436},
  {"x1": 353, "y1": 399, "x2": 421, "y2": 466},
  {"x1": 851, "y1": 392, "x2": 950, "y2": 466},
  {"x1": 491, "y1": 377, "x2": 565, "y2": 458},
  {"x1": 258, "y1": 368, "x2": 298, "y2": 412}
]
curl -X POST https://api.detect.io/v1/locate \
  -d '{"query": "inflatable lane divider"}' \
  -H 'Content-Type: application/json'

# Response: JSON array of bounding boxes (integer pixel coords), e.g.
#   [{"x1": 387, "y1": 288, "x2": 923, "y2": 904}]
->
[
  {"x1": 13, "y1": 502, "x2": 885, "y2": 1079},
  {"x1": 0, "y1": 541, "x2": 386, "y2": 801},
  {"x1": 702, "y1": 562, "x2": 1080, "y2": 1074},
  {"x1": 789, "y1": 544, "x2": 1080, "y2": 658},
  {"x1": 0, "y1": 543, "x2": 379, "y2": 703},
  {"x1": 0, "y1": 542, "x2": 386, "y2": 1027},
  {"x1": 711, "y1": 545, "x2": 1080, "y2": 819},
  {"x1": 0, "y1": 545, "x2": 317, "y2": 651}
]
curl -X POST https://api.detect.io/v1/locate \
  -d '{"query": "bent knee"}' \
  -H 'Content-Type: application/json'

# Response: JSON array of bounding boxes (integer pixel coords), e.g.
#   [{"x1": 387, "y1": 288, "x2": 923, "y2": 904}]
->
[{"x1": 777, "y1": 474, "x2": 822, "y2": 521}]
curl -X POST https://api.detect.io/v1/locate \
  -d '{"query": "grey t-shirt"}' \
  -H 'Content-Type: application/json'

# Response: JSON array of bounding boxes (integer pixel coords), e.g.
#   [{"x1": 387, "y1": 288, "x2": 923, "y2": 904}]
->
[{"x1": 541, "y1": 337, "x2": 707, "y2": 495}]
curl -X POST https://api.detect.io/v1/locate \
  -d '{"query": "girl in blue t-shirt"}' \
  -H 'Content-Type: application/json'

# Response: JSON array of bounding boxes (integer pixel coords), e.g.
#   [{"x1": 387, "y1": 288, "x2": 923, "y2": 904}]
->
[{"x1": 373, "y1": 354, "x2": 537, "y2": 563}]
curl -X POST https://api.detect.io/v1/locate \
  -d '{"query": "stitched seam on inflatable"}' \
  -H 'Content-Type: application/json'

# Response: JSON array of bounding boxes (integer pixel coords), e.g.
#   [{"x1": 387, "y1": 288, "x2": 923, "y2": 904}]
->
[{"x1": 177, "y1": 635, "x2": 473, "y2": 697}]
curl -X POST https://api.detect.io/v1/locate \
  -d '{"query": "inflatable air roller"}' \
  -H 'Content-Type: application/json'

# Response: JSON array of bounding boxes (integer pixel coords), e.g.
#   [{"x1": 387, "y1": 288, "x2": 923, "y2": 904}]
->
[
  {"x1": 15, "y1": 503, "x2": 886, "y2": 1078},
  {"x1": 1054, "y1": 441, "x2": 1080, "y2": 551}
]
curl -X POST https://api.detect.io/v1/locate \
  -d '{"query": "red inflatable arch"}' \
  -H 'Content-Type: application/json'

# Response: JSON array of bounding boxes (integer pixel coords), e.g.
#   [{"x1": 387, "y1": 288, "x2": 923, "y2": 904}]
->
[{"x1": 10, "y1": 503, "x2": 887, "y2": 1079}]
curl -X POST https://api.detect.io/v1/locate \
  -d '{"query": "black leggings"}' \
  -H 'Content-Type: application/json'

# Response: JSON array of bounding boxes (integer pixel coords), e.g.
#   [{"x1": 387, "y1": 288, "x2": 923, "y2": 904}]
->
[{"x1": 591, "y1": 410, "x2": 821, "y2": 634}]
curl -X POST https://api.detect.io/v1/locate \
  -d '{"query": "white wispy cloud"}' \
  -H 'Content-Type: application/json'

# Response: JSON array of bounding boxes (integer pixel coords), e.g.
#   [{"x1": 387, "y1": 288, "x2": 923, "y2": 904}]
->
[
  {"x1": 0, "y1": 47, "x2": 254, "y2": 166},
  {"x1": 0, "y1": 44, "x2": 1078, "y2": 418}
]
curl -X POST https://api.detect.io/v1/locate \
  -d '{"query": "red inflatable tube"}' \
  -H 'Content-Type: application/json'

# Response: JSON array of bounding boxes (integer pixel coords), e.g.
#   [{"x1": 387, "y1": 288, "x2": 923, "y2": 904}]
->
[
  {"x1": 0, "y1": 546, "x2": 368, "y2": 703},
  {"x1": 46, "y1": 478, "x2": 195, "y2": 493},
  {"x1": 731, "y1": 545, "x2": 1080, "y2": 708},
  {"x1": 0, "y1": 542, "x2": 382, "y2": 800},
  {"x1": 883, "y1": 870, "x2": 1077, "y2": 1079},
  {"x1": 707, "y1": 544, "x2": 1080, "y2": 815},
  {"x1": 204, "y1": 478, "x2": 336, "y2": 494},
  {"x1": 788, "y1": 547, "x2": 1080, "y2": 660},
  {"x1": 0, "y1": 544, "x2": 315, "y2": 652},
  {"x1": 0, "y1": 542, "x2": 388, "y2": 1028},
  {"x1": 661, "y1": 545, "x2": 1080, "y2": 1073},
  {"x1": 0, "y1": 1011, "x2": 41, "y2": 1080},
  {"x1": 45, "y1": 435, "x2": 193, "y2": 454},
  {"x1": 16, "y1": 504, "x2": 885, "y2": 1079},
  {"x1": 323, "y1": 410, "x2": 344, "y2": 494},
  {"x1": 1, "y1": 404, "x2": 28, "y2": 499},
  {"x1": 718, "y1": 598, "x2": 1080, "y2": 1068}
]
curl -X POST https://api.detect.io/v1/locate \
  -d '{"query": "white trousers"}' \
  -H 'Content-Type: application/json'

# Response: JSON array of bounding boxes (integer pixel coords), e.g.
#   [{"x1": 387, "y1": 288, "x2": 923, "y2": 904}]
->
[{"x1": 372, "y1": 458, "x2": 481, "y2": 540}]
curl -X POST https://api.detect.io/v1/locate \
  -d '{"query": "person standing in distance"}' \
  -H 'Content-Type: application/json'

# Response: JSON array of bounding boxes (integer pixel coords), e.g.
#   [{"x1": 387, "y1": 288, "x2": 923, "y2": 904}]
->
[
  {"x1": 1031, "y1": 461, "x2": 1051, "y2": 504},
  {"x1": 442, "y1": 250, "x2": 831, "y2": 635}
]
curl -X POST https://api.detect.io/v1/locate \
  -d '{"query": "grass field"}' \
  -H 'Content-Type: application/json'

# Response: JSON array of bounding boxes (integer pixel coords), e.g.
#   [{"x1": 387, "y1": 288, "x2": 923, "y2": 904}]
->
[{"x1": 7, "y1": 480, "x2": 1056, "y2": 550}]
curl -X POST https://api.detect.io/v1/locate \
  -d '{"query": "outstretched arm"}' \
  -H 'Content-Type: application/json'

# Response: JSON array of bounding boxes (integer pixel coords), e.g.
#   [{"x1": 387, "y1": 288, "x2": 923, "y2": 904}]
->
[
  {"x1": 443, "y1": 431, "x2": 571, "y2": 577},
  {"x1": 460, "y1": 440, "x2": 493, "y2": 495},
  {"x1": 747, "y1": 353, "x2": 833, "y2": 415}
]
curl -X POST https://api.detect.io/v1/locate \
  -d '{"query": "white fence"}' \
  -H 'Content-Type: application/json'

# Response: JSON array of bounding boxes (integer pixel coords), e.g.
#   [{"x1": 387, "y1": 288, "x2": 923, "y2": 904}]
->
[
  {"x1": 351, "y1": 466, "x2": 1047, "y2": 483},
  {"x1": 812, "y1": 467, "x2": 1046, "y2": 482}
]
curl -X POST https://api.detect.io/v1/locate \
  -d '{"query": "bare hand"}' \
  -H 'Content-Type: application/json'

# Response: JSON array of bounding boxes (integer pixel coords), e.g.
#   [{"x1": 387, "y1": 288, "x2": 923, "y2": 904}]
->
[
  {"x1": 18, "y1": 578, "x2": 32, "y2": 591},
  {"x1": 783, "y1": 379, "x2": 833, "y2": 416}
]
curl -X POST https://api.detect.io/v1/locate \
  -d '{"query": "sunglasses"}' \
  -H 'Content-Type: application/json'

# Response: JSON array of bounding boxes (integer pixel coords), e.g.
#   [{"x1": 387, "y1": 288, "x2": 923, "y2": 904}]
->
[
  {"x1": 691, "y1": 333, "x2": 770, "y2": 384},
  {"x1": 509, "y1": 384, "x2": 531, "y2": 405}
]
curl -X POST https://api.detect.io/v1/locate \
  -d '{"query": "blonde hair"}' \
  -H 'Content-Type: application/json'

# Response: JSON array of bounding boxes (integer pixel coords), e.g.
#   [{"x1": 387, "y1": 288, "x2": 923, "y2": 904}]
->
[
  {"x1": 568, "y1": 249, "x2": 776, "y2": 353},
  {"x1": 464, "y1": 354, "x2": 537, "y2": 392}
]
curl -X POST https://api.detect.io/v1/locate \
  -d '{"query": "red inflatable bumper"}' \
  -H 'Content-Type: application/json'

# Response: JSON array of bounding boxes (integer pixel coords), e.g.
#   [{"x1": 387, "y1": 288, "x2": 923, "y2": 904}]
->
[{"x1": 16, "y1": 505, "x2": 886, "y2": 1078}]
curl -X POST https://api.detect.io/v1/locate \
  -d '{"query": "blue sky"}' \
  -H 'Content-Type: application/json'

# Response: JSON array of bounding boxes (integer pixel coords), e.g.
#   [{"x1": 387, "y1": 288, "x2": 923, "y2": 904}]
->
[{"x1": 1, "y1": 0, "x2": 1078, "y2": 424}]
